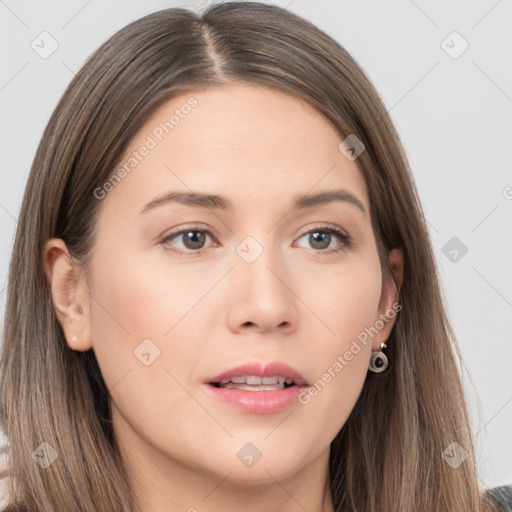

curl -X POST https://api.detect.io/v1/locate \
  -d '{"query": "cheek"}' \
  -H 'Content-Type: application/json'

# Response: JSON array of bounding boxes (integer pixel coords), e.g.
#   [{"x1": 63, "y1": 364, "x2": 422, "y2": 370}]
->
[
  {"x1": 86, "y1": 244, "x2": 222, "y2": 403},
  {"x1": 86, "y1": 249, "x2": 219, "y2": 459},
  {"x1": 298, "y1": 253, "x2": 382, "y2": 355},
  {"x1": 88, "y1": 244, "x2": 215, "y2": 343},
  {"x1": 296, "y1": 258, "x2": 382, "y2": 425}
]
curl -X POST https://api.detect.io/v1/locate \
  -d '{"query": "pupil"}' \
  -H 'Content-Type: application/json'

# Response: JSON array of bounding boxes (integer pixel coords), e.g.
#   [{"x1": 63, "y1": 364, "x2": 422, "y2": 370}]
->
[
  {"x1": 311, "y1": 231, "x2": 330, "y2": 249},
  {"x1": 184, "y1": 231, "x2": 206, "y2": 249}
]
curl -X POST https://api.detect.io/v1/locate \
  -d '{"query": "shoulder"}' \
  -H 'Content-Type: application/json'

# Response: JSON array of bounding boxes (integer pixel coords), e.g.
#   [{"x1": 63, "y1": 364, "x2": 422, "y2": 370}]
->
[{"x1": 486, "y1": 483, "x2": 512, "y2": 511}]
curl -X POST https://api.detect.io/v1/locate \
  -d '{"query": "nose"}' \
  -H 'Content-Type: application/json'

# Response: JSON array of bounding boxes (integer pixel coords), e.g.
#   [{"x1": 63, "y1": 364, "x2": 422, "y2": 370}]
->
[{"x1": 225, "y1": 242, "x2": 299, "y2": 335}]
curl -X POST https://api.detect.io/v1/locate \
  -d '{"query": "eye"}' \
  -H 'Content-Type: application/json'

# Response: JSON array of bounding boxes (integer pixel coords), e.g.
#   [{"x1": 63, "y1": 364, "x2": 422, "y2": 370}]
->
[
  {"x1": 161, "y1": 225, "x2": 217, "y2": 255},
  {"x1": 295, "y1": 225, "x2": 352, "y2": 253}
]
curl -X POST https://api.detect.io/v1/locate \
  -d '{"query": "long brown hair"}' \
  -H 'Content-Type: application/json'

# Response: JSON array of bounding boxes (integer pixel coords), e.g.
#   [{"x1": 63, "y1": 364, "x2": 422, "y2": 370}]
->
[{"x1": 0, "y1": 2, "x2": 500, "y2": 510}]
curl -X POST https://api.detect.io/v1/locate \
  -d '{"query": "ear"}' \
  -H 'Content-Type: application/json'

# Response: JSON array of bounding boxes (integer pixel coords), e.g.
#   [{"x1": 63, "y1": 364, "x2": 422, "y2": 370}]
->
[
  {"x1": 43, "y1": 238, "x2": 92, "y2": 352},
  {"x1": 373, "y1": 247, "x2": 403, "y2": 350}
]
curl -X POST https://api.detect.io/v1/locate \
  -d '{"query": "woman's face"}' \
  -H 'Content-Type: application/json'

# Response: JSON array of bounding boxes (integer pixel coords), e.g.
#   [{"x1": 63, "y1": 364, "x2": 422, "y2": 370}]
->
[{"x1": 48, "y1": 84, "x2": 401, "y2": 490}]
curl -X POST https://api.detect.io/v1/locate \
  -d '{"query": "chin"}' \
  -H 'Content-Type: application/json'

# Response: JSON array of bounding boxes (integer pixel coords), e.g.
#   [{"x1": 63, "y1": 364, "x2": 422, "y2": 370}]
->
[
  {"x1": 217, "y1": 464, "x2": 300, "y2": 487},
  {"x1": 203, "y1": 448, "x2": 309, "y2": 487}
]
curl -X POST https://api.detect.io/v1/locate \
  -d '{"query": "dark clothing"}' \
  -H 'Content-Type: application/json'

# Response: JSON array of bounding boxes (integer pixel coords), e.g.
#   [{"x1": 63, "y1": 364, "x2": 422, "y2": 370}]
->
[{"x1": 487, "y1": 484, "x2": 512, "y2": 511}]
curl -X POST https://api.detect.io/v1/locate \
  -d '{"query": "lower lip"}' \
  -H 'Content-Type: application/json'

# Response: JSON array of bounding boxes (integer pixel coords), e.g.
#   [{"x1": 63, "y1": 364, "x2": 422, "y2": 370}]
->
[{"x1": 203, "y1": 383, "x2": 307, "y2": 414}]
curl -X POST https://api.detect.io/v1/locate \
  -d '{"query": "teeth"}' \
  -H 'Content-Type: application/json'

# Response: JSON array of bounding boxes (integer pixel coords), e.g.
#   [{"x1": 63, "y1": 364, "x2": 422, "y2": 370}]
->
[
  {"x1": 217, "y1": 375, "x2": 294, "y2": 388},
  {"x1": 246, "y1": 375, "x2": 262, "y2": 385}
]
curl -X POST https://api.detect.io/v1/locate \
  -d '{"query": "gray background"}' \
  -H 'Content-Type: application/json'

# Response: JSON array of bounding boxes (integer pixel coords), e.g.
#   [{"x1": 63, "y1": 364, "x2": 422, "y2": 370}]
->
[{"x1": 0, "y1": 0, "x2": 511, "y2": 490}]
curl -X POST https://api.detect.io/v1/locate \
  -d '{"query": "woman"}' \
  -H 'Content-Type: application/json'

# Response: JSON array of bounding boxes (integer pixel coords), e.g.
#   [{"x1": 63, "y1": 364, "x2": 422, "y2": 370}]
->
[{"x1": 0, "y1": 2, "x2": 510, "y2": 511}]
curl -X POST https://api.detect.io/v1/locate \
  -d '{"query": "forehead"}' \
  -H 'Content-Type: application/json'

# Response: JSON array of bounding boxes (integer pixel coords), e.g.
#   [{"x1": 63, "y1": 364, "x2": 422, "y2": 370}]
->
[{"x1": 106, "y1": 84, "x2": 370, "y2": 216}]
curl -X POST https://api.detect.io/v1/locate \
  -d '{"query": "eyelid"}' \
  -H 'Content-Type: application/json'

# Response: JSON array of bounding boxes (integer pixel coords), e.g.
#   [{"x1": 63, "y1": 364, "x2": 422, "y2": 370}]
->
[
  {"x1": 161, "y1": 223, "x2": 218, "y2": 240},
  {"x1": 297, "y1": 222, "x2": 349, "y2": 238}
]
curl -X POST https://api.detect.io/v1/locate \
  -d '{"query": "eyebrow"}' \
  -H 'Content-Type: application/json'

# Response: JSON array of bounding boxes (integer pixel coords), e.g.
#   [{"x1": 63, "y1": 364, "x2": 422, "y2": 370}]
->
[{"x1": 140, "y1": 188, "x2": 367, "y2": 216}]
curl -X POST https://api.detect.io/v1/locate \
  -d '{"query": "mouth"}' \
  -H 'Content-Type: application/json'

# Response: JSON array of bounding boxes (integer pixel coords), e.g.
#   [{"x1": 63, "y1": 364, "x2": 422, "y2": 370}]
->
[
  {"x1": 206, "y1": 361, "x2": 308, "y2": 389},
  {"x1": 208, "y1": 375, "x2": 297, "y2": 391},
  {"x1": 203, "y1": 362, "x2": 308, "y2": 414}
]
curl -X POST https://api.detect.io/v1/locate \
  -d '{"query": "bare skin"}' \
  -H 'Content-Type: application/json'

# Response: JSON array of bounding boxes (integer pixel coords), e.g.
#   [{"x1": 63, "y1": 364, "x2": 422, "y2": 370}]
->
[{"x1": 44, "y1": 84, "x2": 403, "y2": 512}]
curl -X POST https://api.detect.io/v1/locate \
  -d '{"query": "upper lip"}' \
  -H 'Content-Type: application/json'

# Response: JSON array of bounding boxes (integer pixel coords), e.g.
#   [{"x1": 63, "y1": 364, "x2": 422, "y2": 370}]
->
[{"x1": 206, "y1": 361, "x2": 308, "y2": 387}]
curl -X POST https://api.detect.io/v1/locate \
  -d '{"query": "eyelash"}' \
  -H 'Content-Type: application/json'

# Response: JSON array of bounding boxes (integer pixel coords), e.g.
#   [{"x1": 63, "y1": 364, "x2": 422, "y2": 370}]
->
[{"x1": 160, "y1": 223, "x2": 352, "y2": 256}]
